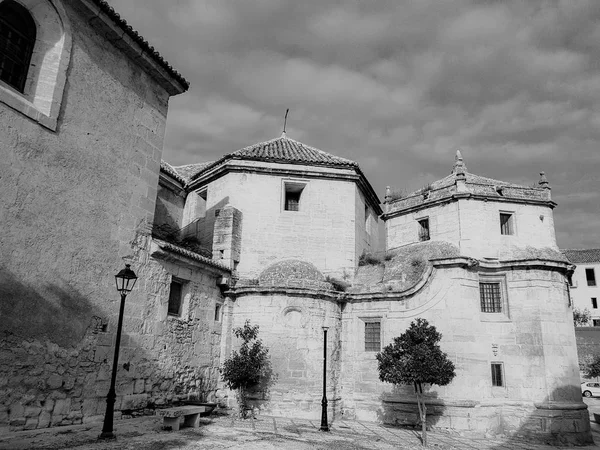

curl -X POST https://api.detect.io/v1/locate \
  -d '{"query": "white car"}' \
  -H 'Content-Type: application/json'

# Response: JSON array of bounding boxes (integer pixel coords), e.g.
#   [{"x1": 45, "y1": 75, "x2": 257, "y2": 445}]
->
[{"x1": 581, "y1": 382, "x2": 600, "y2": 398}]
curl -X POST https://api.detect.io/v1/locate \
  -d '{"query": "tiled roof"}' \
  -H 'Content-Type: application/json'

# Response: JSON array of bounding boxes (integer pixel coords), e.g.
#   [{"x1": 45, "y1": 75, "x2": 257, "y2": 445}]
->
[
  {"x1": 561, "y1": 249, "x2": 600, "y2": 264},
  {"x1": 154, "y1": 239, "x2": 230, "y2": 272},
  {"x1": 190, "y1": 133, "x2": 358, "y2": 181},
  {"x1": 91, "y1": 0, "x2": 189, "y2": 90},
  {"x1": 160, "y1": 161, "x2": 186, "y2": 185},
  {"x1": 173, "y1": 162, "x2": 214, "y2": 182}
]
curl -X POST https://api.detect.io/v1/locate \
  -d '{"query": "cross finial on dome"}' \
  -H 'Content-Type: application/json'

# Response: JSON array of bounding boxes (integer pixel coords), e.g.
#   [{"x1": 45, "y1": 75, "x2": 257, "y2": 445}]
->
[{"x1": 452, "y1": 149, "x2": 467, "y2": 175}]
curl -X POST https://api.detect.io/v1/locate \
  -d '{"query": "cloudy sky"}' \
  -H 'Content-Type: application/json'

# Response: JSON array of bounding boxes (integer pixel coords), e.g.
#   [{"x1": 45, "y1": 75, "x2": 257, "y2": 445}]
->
[{"x1": 109, "y1": 0, "x2": 599, "y2": 249}]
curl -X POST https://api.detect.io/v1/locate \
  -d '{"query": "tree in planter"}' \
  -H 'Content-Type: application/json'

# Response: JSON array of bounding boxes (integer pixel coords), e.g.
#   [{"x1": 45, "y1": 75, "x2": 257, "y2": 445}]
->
[
  {"x1": 220, "y1": 321, "x2": 273, "y2": 418},
  {"x1": 376, "y1": 318, "x2": 456, "y2": 447},
  {"x1": 585, "y1": 354, "x2": 600, "y2": 380},
  {"x1": 573, "y1": 307, "x2": 591, "y2": 327}
]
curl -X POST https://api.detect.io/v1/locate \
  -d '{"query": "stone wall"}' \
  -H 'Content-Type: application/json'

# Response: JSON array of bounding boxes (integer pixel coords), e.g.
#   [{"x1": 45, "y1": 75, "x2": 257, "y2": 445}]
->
[
  {"x1": 202, "y1": 165, "x2": 361, "y2": 279},
  {"x1": 0, "y1": 1, "x2": 190, "y2": 432},
  {"x1": 338, "y1": 263, "x2": 588, "y2": 440},
  {"x1": 0, "y1": 234, "x2": 227, "y2": 432},
  {"x1": 385, "y1": 198, "x2": 557, "y2": 259},
  {"x1": 154, "y1": 183, "x2": 185, "y2": 231},
  {"x1": 227, "y1": 292, "x2": 342, "y2": 419}
]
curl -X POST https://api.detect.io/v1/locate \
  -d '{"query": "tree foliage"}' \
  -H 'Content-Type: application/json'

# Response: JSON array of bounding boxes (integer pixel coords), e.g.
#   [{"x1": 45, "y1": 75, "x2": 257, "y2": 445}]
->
[
  {"x1": 573, "y1": 307, "x2": 591, "y2": 327},
  {"x1": 376, "y1": 318, "x2": 456, "y2": 447},
  {"x1": 585, "y1": 354, "x2": 600, "y2": 379},
  {"x1": 220, "y1": 321, "x2": 272, "y2": 417}
]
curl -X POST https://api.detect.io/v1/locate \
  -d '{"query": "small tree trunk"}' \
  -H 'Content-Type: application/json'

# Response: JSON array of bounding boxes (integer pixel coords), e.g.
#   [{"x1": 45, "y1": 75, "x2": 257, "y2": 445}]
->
[{"x1": 415, "y1": 382, "x2": 427, "y2": 447}]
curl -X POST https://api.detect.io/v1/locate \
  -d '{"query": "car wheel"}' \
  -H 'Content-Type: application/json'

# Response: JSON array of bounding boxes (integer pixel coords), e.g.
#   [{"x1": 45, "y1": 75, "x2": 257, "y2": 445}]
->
[{"x1": 584, "y1": 391, "x2": 593, "y2": 398}]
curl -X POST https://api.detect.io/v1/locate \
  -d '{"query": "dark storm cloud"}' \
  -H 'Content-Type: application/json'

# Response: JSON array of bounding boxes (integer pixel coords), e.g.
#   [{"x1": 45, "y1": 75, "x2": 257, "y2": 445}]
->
[{"x1": 109, "y1": 0, "x2": 600, "y2": 248}]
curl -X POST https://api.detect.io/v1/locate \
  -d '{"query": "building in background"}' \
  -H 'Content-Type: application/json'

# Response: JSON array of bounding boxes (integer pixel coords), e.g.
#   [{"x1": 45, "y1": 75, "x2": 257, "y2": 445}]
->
[{"x1": 562, "y1": 249, "x2": 600, "y2": 325}]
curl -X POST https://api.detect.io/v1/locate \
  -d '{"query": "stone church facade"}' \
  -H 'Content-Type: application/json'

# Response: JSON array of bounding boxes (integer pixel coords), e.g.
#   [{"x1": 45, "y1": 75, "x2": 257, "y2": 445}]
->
[{"x1": 0, "y1": 0, "x2": 591, "y2": 444}]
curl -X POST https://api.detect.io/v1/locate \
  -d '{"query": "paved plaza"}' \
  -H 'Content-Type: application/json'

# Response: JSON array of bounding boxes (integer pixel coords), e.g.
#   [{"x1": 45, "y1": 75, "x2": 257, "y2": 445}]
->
[{"x1": 2, "y1": 411, "x2": 600, "y2": 450}]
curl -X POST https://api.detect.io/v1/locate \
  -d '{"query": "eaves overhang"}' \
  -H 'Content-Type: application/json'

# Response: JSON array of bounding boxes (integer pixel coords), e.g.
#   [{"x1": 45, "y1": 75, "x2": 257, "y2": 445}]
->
[
  {"x1": 382, "y1": 193, "x2": 557, "y2": 221},
  {"x1": 187, "y1": 159, "x2": 383, "y2": 216},
  {"x1": 74, "y1": 0, "x2": 189, "y2": 95},
  {"x1": 150, "y1": 239, "x2": 230, "y2": 275}
]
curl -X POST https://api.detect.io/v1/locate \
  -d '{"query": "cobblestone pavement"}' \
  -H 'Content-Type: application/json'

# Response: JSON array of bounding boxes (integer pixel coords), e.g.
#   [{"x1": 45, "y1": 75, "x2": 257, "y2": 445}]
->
[{"x1": 1, "y1": 414, "x2": 600, "y2": 450}]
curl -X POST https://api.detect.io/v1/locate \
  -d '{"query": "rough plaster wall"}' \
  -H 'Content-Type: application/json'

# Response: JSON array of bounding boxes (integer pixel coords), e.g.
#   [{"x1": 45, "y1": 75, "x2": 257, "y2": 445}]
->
[
  {"x1": 227, "y1": 295, "x2": 342, "y2": 419},
  {"x1": 154, "y1": 185, "x2": 185, "y2": 230},
  {"x1": 457, "y1": 200, "x2": 557, "y2": 259},
  {"x1": 205, "y1": 171, "x2": 356, "y2": 278},
  {"x1": 570, "y1": 262, "x2": 600, "y2": 322},
  {"x1": 386, "y1": 202, "x2": 460, "y2": 250},
  {"x1": 0, "y1": 2, "x2": 179, "y2": 431},
  {"x1": 339, "y1": 266, "x2": 583, "y2": 436},
  {"x1": 385, "y1": 199, "x2": 557, "y2": 258}
]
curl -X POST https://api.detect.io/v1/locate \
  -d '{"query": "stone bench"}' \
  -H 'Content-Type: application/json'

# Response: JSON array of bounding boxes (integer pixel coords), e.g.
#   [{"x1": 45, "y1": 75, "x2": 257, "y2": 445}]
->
[{"x1": 157, "y1": 405, "x2": 206, "y2": 431}]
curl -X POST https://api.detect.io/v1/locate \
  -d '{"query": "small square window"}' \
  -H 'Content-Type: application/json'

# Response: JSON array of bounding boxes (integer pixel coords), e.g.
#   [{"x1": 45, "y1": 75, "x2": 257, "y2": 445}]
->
[
  {"x1": 480, "y1": 282, "x2": 502, "y2": 313},
  {"x1": 365, "y1": 321, "x2": 381, "y2": 352},
  {"x1": 586, "y1": 268, "x2": 597, "y2": 287},
  {"x1": 500, "y1": 213, "x2": 514, "y2": 235},
  {"x1": 283, "y1": 181, "x2": 306, "y2": 212},
  {"x1": 214, "y1": 304, "x2": 222, "y2": 321},
  {"x1": 491, "y1": 363, "x2": 504, "y2": 387},
  {"x1": 418, "y1": 218, "x2": 430, "y2": 241},
  {"x1": 168, "y1": 279, "x2": 184, "y2": 316},
  {"x1": 594, "y1": 320, "x2": 600, "y2": 327},
  {"x1": 593, "y1": 298, "x2": 598, "y2": 309}
]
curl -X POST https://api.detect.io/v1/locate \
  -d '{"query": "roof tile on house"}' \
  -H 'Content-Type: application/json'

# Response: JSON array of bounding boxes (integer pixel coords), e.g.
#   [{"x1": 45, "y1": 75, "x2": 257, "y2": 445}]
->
[
  {"x1": 189, "y1": 133, "x2": 358, "y2": 181},
  {"x1": 561, "y1": 249, "x2": 600, "y2": 264},
  {"x1": 160, "y1": 161, "x2": 186, "y2": 185},
  {"x1": 173, "y1": 162, "x2": 214, "y2": 182}
]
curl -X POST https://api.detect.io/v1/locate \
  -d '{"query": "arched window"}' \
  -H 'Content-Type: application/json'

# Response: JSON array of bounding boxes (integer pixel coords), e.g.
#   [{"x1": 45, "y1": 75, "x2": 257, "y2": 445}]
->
[{"x1": 0, "y1": 0, "x2": 36, "y2": 92}]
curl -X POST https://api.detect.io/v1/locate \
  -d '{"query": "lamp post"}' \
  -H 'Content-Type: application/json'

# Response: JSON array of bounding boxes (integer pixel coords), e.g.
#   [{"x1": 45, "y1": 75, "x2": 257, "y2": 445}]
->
[
  {"x1": 320, "y1": 325, "x2": 329, "y2": 432},
  {"x1": 99, "y1": 264, "x2": 137, "y2": 439}
]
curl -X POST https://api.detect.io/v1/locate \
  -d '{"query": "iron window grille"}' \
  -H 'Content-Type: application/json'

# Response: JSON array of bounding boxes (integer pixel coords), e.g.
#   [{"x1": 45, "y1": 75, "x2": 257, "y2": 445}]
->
[
  {"x1": 480, "y1": 282, "x2": 502, "y2": 313},
  {"x1": 0, "y1": 1, "x2": 36, "y2": 93},
  {"x1": 365, "y1": 321, "x2": 381, "y2": 352}
]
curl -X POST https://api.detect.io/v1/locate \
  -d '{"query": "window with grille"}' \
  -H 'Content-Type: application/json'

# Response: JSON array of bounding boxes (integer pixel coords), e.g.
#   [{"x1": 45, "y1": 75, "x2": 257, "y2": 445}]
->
[
  {"x1": 480, "y1": 282, "x2": 502, "y2": 313},
  {"x1": 594, "y1": 320, "x2": 600, "y2": 327},
  {"x1": 365, "y1": 321, "x2": 381, "y2": 352},
  {"x1": 168, "y1": 279, "x2": 183, "y2": 316},
  {"x1": 586, "y1": 268, "x2": 597, "y2": 287},
  {"x1": 418, "y1": 218, "x2": 430, "y2": 241},
  {"x1": 284, "y1": 182, "x2": 305, "y2": 212},
  {"x1": 499, "y1": 213, "x2": 514, "y2": 235},
  {"x1": 491, "y1": 363, "x2": 504, "y2": 387},
  {"x1": 0, "y1": 1, "x2": 36, "y2": 92}
]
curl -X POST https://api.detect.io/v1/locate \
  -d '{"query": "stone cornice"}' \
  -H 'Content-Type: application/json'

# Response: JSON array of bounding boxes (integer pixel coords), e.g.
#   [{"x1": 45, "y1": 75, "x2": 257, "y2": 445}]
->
[
  {"x1": 227, "y1": 285, "x2": 340, "y2": 300},
  {"x1": 229, "y1": 255, "x2": 572, "y2": 302},
  {"x1": 382, "y1": 193, "x2": 557, "y2": 221},
  {"x1": 187, "y1": 160, "x2": 383, "y2": 216}
]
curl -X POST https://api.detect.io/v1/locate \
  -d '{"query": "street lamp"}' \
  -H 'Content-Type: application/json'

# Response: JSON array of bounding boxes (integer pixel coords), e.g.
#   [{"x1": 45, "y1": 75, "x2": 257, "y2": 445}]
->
[
  {"x1": 320, "y1": 325, "x2": 329, "y2": 432},
  {"x1": 99, "y1": 264, "x2": 137, "y2": 439}
]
